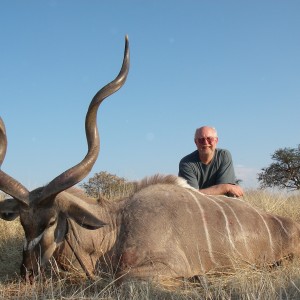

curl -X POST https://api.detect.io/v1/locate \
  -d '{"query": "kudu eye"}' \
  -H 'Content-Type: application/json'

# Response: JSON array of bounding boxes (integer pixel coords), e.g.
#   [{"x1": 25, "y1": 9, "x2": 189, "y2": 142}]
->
[
  {"x1": 47, "y1": 217, "x2": 57, "y2": 228},
  {"x1": 1, "y1": 212, "x2": 16, "y2": 221}
]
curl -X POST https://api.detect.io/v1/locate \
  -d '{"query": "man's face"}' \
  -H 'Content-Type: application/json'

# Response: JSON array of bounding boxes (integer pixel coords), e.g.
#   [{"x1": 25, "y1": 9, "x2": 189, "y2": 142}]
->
[{"x1": 194, "y1": 127, "x2": 218, "y2": 157}]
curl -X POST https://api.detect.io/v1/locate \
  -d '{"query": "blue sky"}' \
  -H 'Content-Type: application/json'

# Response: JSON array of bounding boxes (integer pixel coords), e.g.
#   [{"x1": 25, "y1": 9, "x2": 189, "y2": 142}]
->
[{"x1": 1, "y1": 1, "x2": 299, "y2": 190}]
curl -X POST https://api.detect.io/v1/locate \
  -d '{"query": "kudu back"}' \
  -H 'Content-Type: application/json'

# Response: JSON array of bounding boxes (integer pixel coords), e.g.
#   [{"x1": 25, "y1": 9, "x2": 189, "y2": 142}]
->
[{"x1": 1, "y1": 36, "x2": 300, "y2": 285}]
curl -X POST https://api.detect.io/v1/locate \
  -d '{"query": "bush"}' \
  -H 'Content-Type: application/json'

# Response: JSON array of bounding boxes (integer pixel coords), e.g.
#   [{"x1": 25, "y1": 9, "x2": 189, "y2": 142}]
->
[
  {"x1": 80, "y1": 171, "x2": 134, "y2": 200},
  {"x1": 258, "y1": 145, "x2": 300, "y2": 191}
]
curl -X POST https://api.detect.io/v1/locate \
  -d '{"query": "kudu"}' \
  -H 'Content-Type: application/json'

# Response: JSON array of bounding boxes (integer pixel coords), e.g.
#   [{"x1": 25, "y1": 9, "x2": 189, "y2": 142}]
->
[{"x1": 1, "y1": 36, "x2": 300, "y2": 285}]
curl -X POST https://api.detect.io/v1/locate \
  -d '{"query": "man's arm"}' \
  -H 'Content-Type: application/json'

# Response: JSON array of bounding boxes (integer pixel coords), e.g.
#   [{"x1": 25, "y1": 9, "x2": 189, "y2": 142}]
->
[
  {"x1": 201, "y1": 150, "x2": 244, "y2": 197},
  {"x1": 199, "y1": 183, "x2": 244, "y2": 197}
]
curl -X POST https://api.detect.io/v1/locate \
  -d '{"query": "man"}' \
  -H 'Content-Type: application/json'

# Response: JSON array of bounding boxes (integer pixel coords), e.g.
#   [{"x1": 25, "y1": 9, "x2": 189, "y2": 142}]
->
[{"x1": 178, "y1": 126, "x2": 243, "y2": 197}]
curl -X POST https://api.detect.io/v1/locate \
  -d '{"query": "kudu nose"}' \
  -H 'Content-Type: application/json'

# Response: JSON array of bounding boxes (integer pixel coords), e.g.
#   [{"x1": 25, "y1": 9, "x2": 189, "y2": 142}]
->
[
  {"x1": 21, "y1": 261, "x2": 46, "y2": 284},
  {"x1": 21, "y1": 266, "x2": 34, "y2": 284},
  {"x1": 26, "y1": 271, "x2": 34, "y2": 285}
]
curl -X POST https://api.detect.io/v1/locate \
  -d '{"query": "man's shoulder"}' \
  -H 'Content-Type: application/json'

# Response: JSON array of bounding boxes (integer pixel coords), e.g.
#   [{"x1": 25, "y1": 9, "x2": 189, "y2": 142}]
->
[
  {"x1": 215, "y1": 148, "x2": 233, "y2": 162},
  {"x1": 216, "y1": 148, "x2": 231, "y2": 155},
  {"x1": 180, "y1": 150, "x2": 199, "y2": 164}
]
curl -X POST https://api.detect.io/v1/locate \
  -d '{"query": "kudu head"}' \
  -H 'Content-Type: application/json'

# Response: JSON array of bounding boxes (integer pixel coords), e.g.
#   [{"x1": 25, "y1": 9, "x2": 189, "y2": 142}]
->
[{"x1": 0, "y1": 36, "x2": 129, "y2": 283}]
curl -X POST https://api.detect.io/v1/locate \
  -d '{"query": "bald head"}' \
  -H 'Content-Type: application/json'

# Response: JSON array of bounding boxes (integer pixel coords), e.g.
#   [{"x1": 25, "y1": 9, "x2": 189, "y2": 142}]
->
[{"x1": 194, "y1": 126, "x2": 218, "y2": 139}]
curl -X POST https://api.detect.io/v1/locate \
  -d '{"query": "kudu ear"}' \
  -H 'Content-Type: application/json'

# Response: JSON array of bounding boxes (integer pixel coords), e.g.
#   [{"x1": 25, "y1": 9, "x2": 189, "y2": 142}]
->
[
  {"x1": 56, "y1": 192, "x2": 106, "y2": 230},
  {"x1": 0, "y1": 198, "x2": 20, "y2": 221}
]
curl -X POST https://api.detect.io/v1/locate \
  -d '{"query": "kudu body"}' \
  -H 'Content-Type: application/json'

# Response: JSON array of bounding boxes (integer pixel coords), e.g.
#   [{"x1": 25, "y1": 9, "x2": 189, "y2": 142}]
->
[{"x1": 1, "y1": 37, "x2": 300, "y2": 284}]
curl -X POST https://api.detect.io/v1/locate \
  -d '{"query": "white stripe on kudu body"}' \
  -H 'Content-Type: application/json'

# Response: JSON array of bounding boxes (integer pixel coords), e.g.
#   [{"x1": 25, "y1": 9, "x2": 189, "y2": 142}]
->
[
  {"x1": 205, "y1": 195, "x2": 244, "y2": 258},
  {"x1": 216, "y1": 197, "x2": 250, "y2": 258},
  {"x1": 252, "y1": 207, "x2": 275, "y2": 255},
  {"x1": 184, "y1": 188, "x2": 283, "y2": 267},
  {"x1": 186, "y1": 190, "x2": 217, "y2": 265},
  {"x1": 273, "y1": 215, "x2": 289, "y2": 236},
  {"x1": 234, "y1": 197, "x2": 276, "y2": 258}
]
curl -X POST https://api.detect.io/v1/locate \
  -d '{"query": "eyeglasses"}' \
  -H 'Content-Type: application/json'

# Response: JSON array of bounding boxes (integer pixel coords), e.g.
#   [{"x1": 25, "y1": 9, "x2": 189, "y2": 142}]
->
[{"x1": 196, "y1": 137, "x2": 216, "y2": 144}]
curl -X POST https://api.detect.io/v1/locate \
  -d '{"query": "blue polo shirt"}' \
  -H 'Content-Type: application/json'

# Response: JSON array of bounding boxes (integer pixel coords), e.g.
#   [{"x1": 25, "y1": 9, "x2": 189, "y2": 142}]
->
[{"x1": 178, "y1": 148, "x2": 237, "y2": 189}]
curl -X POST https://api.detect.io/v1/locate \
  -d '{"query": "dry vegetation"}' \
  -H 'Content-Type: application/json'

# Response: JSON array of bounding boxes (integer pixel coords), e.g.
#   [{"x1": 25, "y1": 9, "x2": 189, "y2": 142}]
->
[{"x1": 1, "y1": 189, "x2": 300, "y2": 299}]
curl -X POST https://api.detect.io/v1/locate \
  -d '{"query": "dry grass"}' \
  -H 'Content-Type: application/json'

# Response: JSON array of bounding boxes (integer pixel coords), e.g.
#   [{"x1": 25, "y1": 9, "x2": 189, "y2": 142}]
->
[
  {"x1": 1, "y1": 190, "x2": 300, "y2": 299},
  {"x1": 244, "y1": 189, "x2": 300, "y2": 222},
  {"x1": 0, "y1": 219, "x2": 23, "y2": 279}
]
